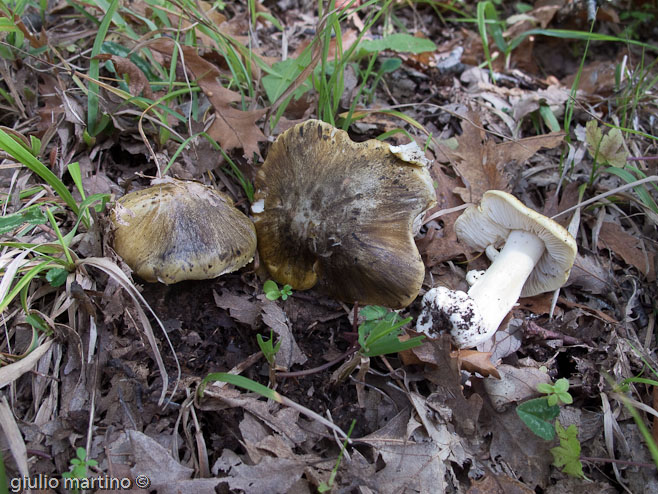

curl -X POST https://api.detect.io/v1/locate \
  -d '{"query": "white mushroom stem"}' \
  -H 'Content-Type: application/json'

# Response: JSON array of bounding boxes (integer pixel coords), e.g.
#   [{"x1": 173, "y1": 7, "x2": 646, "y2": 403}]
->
[{"x1": 467, "y1": 229, "x2": 545, "y2": 338}]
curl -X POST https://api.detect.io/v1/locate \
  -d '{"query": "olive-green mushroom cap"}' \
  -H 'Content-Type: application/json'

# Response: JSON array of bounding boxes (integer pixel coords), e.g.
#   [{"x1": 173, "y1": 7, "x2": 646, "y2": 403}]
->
[
  {"x1": 252, "y1": 120, "x2": 436, "y2": 309},
  {"x1": 111, "y1": 178, "x2": 256, "y2": 284}
]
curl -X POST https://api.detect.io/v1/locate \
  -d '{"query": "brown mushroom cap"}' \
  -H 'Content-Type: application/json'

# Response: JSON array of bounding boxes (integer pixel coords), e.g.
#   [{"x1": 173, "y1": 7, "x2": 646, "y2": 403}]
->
[
  {"x1": 111, "y1": 178, "x2": 256, "y2": 284},
  {"x1": 252, "y1": 120, "x2": 436, "y2": 309}
]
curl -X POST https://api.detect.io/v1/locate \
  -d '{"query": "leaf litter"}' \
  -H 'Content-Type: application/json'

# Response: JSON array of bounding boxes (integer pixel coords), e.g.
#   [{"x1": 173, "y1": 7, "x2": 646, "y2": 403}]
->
[{"x1": 0, "y1": 1, "x2": 657, "y2": 493}]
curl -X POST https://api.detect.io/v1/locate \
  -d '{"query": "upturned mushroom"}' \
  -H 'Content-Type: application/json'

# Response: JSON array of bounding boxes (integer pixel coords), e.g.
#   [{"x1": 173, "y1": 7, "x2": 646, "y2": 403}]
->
[
  {"x1": 252, "y1": 120, "x2": 436, "y2": 309},
  {"x1": 416, "y1": 190, "x2": 577, "y2": 347},
  {"x1": 111, "y1": 178, "x2": 256, "y2": 284}
]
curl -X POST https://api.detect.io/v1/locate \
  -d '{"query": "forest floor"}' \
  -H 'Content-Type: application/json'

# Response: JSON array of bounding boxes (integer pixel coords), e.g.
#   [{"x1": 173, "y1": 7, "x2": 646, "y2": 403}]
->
[{"x1": 0, "y1": 0, "x2": 657, "y2": 493}]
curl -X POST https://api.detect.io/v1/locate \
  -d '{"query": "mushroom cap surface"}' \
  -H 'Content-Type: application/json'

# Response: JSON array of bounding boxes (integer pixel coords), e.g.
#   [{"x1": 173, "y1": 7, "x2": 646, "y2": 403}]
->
[
  {"x1": 454, "y1": 190, "x2": 577, "y2": 297},
  {"x1": 252, "y1": 120, "x2": 436, "y2": 309},
  {"x1": 111, "y1": 178, "x2": 256, "y2": 284}
]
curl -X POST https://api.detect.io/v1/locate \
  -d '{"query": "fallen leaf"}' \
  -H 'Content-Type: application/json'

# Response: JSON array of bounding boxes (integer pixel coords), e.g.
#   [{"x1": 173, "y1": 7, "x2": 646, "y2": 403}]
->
[
  {"x1": 213, "y1": 290, "x2": 261, "y2": 328},
  {"x1": 598, "y1": 221, "x2": 655, "y2": 281},
  {"x1": 562, "y1": 60, "x2": 618, "y2": 97},
  {"x1": 518, "y1": 292, "x2": 558, "y2": 316},
  {"x1": 436, "y1": 111, "x2": 564, "y2": 203},
  {"x1": 410, "y1": 335, "x2": 484, "y2": 436},
  {"x1": 480, "y1": 316, "x2": 524, "y2": 362},
  {"x1": 483, "y1": 364, "x2": 552, "y2": 412},
  {"x1": 558, "y1": 297, "x2": 618, "y2": 324},
  {"x1": 467, "y1": 473, "x2": 535, "y2": 494},
  {"x1": 487, "y1": 405, "x2": 553, "y2": 488},
  {"x1": 512, "y1": 85, "x2": 570, "y2": 123},
  {"x1": 566, "y1": 251, "x2": 613, "y2": 294},
  {"x1": 258, "y1": 296, "x2": 308, "y2": 369},
  {"x1": 94, "y1": 54, "x2": 153, "y2": 99},
  {"x1": 451, "y1": 349, "x2": 500, "y2": 379},
  {"x1": 212, "y1": 449, "x2": 309, "y2": 494},
  {"x1": 149, "y1": 38, "x2": 267, "y2": 158},
  {"x1": 359, "y1": 404, "x2": 466, "y2": 494},
  {"x1": 599, "y1": 128, "x2": 628, "y2": 167},
  {"x1": 585, "y1": 121, "x2": 629, "y2": 167},
  {"x1": 416, "y1": 164, "x2": 467, "y2": 267}
]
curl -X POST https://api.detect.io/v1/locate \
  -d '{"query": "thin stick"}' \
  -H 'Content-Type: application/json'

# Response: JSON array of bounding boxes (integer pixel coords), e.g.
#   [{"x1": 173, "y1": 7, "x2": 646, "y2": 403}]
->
[{"x1": 551, "y1": 176, "x2": 658, "y2": 219}]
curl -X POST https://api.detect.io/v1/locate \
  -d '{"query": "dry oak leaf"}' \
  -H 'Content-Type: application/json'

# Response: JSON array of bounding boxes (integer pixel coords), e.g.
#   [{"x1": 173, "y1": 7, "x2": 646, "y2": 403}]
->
[
  {"x1": 451, "y1": 349, "x2": 500, "y2": 379},
  {"x1": 417, "y1": 164, "x2": 467, "y2": 267},
  {"x1": 149, "y1": 38, "x2": 267, "y2": 158},
  {"x1": 598, "y1": 221, "x2": 656, "y2": 281},
  {"x1": 467, "y1": 473, "x2": 535, "y2": 494},
  {"x1": 94, "y1": 54, "x2": 153, "y2": 99},
  {"x1": 436, "y1": 111, "x2": 564, "y2": 203}
]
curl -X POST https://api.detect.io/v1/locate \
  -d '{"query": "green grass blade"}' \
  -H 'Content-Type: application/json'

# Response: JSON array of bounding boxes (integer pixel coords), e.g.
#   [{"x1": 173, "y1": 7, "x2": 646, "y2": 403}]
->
[
  {"x1": 0, "y1": 128, "x2": 81, "y2": 219},
  {"x1": 198, "y1": 372, "x2": 282, "y2": 402},
  {"x1": 477, "y1": 1, "x2": 495, "y2": 80},
  {"x1": 508, "y1": 28, "x2": 658, "y2": 54},
  {"x1": 0, "y1": 205, "x2": 48, "y2": 234},
  {"x1": 87, "y1": 0, "x2": 119, "y2": 136},
  {"x1": 0, "y1": 260, "x2": 54, "y2": 314}
]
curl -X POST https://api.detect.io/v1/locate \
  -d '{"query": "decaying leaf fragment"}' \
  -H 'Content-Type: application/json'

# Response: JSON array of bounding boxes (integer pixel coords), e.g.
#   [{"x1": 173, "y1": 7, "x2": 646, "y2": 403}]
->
[{"x1": 584, "y1": 120, "x2": 629, "y2": 167}]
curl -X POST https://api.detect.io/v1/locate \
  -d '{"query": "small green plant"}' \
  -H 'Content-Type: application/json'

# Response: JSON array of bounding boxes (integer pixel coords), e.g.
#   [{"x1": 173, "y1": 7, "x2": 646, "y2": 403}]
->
[
  {"x1": 329, "y1": 305, "x2": 423, "y2": 384},
  {"x1": 318, "y1": 419, "x2": 356, "y2": 492},
  {"x1": 516, "y1": 378, "x2": 585, "y2": 478},
  {"x1": 357, "y1": 305, "x2": 424, "y2": 357},
  {"x1": 537, "y1": 377, "x2": 574, "y2": 407},
  {"x1": 611, "y1": 348, "x2": 658, "y2": 469},
  {"x1": 551, "y1": 421, "x2": 584, "y2": 478},
  {"x1": 257, "y1": 330, "x2": 282, "y2": 366},
  {"x1": 62, "y1": 447, "x2": 98, "y2": 493},
  {"x1": 263, "y1": 280, "x2": 293, "y2": 301},
  {"x1": 257, "y1": 330, "x2": 282, "y2": 385}
]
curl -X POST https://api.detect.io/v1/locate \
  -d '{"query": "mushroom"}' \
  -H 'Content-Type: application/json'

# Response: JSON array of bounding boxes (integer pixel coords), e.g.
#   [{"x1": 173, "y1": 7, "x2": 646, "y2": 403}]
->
[
  {"x1": 111, "y1": 178, "x2": 256, "y2": 284},
  {"x1": 416, "y1": 190, "x2": 577, "y2": 347},
  {"x1": 252, "y1": 120, "x2": 436, "y2": 309}
]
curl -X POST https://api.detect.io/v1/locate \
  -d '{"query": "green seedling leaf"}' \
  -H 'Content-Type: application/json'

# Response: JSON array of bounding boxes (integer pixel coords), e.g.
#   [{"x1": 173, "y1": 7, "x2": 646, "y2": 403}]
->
[
  {"x1": 359, "y1": 33, "x2": 437, "y2": 55},
  {"x1": 516, "y1": 397, "x2": 560, "y2": 440},
  {"x1": 551, "y1": 422, "x2": 585, "y2": 478},
  {"x1": 380, "y1": 57, "x2": 402, "y2": 73},
  {"x1": 29, "y1": 135, "x2": 41, "y2": 156},
  {"x1": 257, "y1": 331, "x2": 281, "y2": 366},
  {"x1": 0, "y1": 206, "x2": 47, "y2": 234},
  {"x1": 356, "y1": 306, "x2": 422, "y2": 357},
  {"x1": 359, "y1": 305, "x2": 389, "y2": 321},
  {"x1": 198, "y1": 372, "x2": 282, "y2": 402},
  {"x1": 280, "y1": 284, "x2": 292, "y2": 301},
  {"x1": 25, "y1": 313, "x2": 49, "y2": 333},
  {"x1": 45, "y1": 267, "x2": 68, "y2": 287},
  {"x1": 263, "y1": 280, "x2": 281, "y2": 300},
  {"x1": 553, "y1": 378, "x2": 569, "y2": 393},
  {"x1": 539, "y1": 103, "x2": 560, "y2": 132},
  {"x1": 536, "y1": 382, "x2": 554, "y2": 394}
]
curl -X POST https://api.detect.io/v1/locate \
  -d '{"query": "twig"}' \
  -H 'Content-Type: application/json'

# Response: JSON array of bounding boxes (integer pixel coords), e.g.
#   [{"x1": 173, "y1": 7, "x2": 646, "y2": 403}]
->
[
  {"x1": 525, "y1": 321, "x2": 582, "y2": 345},
  {"x1": 581, "y1": 456, "x2": 656, "y2": 469},
  {"x1": 277, "y1": 346, "x2": 358, "y2": 378},
  {"x1": 552, "y1": 176, "x2": 658, "y2": 219}
]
